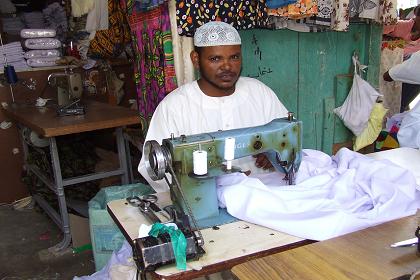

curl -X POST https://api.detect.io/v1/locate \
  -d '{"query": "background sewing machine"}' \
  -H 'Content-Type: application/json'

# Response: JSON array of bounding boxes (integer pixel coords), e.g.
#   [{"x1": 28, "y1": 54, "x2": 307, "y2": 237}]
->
[
  {"x1": 48, "y1": 67, "x2": 82, "y2": 106},
  {"x1": 144, "y1": 116, "x2": 302, "y2": 229}
]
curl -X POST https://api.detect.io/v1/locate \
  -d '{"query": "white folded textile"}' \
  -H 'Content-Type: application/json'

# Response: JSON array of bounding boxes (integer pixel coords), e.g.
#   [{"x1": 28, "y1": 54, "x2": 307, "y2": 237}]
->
[
  {"x1": 24, "y1": 38, "x2": 61, "y2": 49},
  {"x1": 24, "y1": 49, "x2": 60, "y2": 59},
  {"x1": 26, "y1": 57, "x2": 58, "y2": 67},
  {"x1": 217, "y1": 148, "x2": 420, "y2": 241},
  {"x1": 20, "y1": 29, "x2": 56, "y2": 38}
]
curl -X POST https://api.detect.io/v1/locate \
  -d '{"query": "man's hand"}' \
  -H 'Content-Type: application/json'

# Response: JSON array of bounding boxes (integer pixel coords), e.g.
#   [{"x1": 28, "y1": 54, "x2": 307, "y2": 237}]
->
[
  {"x1": 253, "y1": 153, "x2": 273, "y2": 170},
  {"x1": 383, "y1": 71, "x2": 394, "y2": 82}
]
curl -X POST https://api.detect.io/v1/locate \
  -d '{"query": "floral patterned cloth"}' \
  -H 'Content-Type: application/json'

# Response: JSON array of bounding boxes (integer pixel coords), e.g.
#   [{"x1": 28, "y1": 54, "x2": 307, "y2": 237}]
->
[
  {"x1": 176, "y1": 0, "x2": 270, "y2": 37},
  {"x1": 331, "y1": 0, "x2": 349, "y2": 31},
  {"x1": 122, "y1": 1, "x2": 177, "y2": 133},
  {"x1": 267, "y1": 0, "x2": 318, "y2": 19}
]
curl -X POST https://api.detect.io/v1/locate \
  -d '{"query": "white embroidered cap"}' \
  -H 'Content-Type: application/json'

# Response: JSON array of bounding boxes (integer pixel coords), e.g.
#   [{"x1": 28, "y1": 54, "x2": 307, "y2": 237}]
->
[{"x1": 194, "y1": 21, "x2": 241, "y2": 47}]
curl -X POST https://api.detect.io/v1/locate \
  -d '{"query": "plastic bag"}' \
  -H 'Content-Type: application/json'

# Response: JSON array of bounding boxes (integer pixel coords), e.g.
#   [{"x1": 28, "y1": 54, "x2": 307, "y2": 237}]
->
[
  {"x1": 353, "y1": 102, "x2": 388, "y2": 151},
  {"x1": 398, "y1": 101, "x2": 420, "y2": 149},
  {"x1": 334, "y1": 56, "x2": 382, "y2": 136}
]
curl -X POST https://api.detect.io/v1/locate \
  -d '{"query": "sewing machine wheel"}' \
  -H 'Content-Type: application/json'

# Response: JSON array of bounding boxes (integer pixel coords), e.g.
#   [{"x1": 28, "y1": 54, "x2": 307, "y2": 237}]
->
[{"x1": 143, "y1": 140, "x2": 171, "y2": 181}]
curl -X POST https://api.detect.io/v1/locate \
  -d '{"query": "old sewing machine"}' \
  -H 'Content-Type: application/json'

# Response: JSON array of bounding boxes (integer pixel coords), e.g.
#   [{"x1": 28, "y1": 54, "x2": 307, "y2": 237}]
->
[{"x1": 131, "y1": 115, "x2": 302, "y2": 272}]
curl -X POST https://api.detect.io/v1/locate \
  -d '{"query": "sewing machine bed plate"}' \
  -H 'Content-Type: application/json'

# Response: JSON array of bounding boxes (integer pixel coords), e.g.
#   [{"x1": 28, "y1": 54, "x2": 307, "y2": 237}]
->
[{"x1": 107, "y1": 192, "x2": 311, "y2": 279}]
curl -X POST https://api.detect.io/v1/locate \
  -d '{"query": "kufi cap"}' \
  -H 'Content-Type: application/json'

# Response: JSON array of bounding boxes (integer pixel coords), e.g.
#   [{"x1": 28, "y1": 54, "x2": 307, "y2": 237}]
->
[{"x1": 194, "y1": 21, "x2": 241, "y2": 47}]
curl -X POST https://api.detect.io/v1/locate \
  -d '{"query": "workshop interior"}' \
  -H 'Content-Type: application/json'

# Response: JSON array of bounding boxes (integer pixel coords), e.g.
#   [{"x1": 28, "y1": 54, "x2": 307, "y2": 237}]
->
[{"x1": 1, "y1": 0, "x2": 420, "y2": 279}]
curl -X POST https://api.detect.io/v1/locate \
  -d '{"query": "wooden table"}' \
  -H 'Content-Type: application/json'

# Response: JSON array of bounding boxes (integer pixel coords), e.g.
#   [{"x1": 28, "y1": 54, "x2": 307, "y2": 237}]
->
[
  {"x1": 2, "y1": 100, "x2": 140, "y2": 250},
  {"x1": 232, "y1": 215, "x2": 420, "y2": 280},
  {"x1": 107, "y1": 193, "x2": 314, "y2": 279},
  {"x1": 232, "y1": 147, "x2": 420, "y2": 280}
]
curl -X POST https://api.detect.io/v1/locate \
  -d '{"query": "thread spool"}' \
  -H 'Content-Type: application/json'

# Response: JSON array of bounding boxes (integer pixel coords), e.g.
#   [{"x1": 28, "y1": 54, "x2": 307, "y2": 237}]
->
[
  {"x1": 224, "y1": 137, "x2": 235, "y2": 170},
  {"x1": 4, "y1": 65, "x2": 18, "y2": 84},
  {"x1": 193, "y1": 150, "x2": 207, "y2": 175}
]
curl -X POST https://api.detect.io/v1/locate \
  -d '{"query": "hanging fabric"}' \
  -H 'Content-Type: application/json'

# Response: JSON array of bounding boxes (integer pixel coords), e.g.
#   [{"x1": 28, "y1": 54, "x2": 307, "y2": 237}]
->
[
  {"x1": 331, "y1": 0, "x2": 350, "y2": 31},
  {"x1": 266, "y1": 0, "x2": 298, "y2": 9},
  {"x1": 267, "y1": 0, "x2": 318, "y2": 19},
  {"x1": 176, "y1": 0, "x2": 270, "y2": 37},
  {"x1": 378, "y1": 0, "x2": 398, "y2": 25},
  {"x1": 122, "y1": 1, "x2": 177, "y2": 133}
]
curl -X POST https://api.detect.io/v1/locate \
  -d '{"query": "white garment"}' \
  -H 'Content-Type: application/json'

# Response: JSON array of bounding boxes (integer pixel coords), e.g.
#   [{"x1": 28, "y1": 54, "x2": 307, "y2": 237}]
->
[
  {"x1": 138, "y1": 77, "x2": 289, "y2": 192},
  {"x1": 389, "y1": 51, "x2": 420, "y2": 84},
  {"x1": 85, "y1": 0, "x2": 108, "y2": 32},
  {"x1": 71, "y1": 0, "x2": 94, "y2": 17},
  {"x1": 217, "y1": 148, "x2": 420, "y2": 241},
  {"x1": 398, "y1": 101, "x2": 420, "y2": 148}
]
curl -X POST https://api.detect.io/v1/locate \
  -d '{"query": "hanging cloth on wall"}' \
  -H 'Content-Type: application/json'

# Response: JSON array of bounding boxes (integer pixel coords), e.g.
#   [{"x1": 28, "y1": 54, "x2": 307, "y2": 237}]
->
[
  {"x1": 267, "y1": 0, "x2": 318, "y2": 20},
  {"x1": 266, "y1": 0, "x2": 298, "y2": 9},
  {"x1": 330, "y1": 0, "x2": 350, "y2": 31},
  {"x1": 379, "y1": 0, "x2": 398, "y2": 25},
  {"x1": 176, "y1": 0, "x2": 270, "y2": 37},
  {"x1": 123, "y1": 1, "x2": 177, "y2": 133},
  {"x1": 123, "y1": 0, "x2": 167, "y2": 13}
]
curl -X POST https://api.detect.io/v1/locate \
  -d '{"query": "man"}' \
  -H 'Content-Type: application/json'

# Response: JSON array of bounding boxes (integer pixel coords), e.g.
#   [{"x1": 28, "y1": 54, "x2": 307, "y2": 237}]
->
[
  {"x1": 138, "y1": 21, "x2": 288, "y2": 192},
  {"x1": 383, "y1": 50, "x2": 420, "y2": 112}
]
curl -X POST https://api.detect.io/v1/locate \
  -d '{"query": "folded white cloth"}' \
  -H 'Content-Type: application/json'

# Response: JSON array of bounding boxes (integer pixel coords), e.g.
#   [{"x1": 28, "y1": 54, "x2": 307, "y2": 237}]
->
[{"x1": 217, "y1": 148, "x2": 420, "y2": 241}]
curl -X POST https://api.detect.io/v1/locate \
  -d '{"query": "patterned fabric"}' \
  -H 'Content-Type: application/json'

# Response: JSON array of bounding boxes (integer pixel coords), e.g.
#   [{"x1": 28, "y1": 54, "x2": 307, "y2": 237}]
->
[
  {"x1": 266, "y1": 0, "x2": 297, "y2": 8},
  {"x1": 379, "y1": 0, "x2": 397, "y2": 25},
  {"x1": 331, "y1": 0, "x2": 349, "y2": 31},
  {"x1": 123, "y1": 2, "x2": 177, "y2": 133},
  {"x1": 267, "y1": 0, "x2": 318, "y2": 20},
  {"x1": 349, "y1": 0, "x2": 379, "y2": 21},
  {"x1": 311, "y1": 0, "x2": 332, "y2": 26},
  {"x1": 88, "y1": 0, "x2": 131, "y2": 58},
  {"x1": 124, "y1": 0, "x2": 167, "y2": 13},
  {"x1": 176, "y1": 0, "x2": 270, "y2": 37},
  {"x1": 269, "y1": 16, "x2": 328, "y2": 32}
]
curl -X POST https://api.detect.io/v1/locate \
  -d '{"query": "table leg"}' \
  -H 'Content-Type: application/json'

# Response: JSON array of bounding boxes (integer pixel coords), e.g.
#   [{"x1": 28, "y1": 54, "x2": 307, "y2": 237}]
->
[
  {"x1": 116, "y1": 127, "x2": 129, "y2": 184},
  {"x1": 48, "y1": 136, "x2": 71, "y2": 251}
]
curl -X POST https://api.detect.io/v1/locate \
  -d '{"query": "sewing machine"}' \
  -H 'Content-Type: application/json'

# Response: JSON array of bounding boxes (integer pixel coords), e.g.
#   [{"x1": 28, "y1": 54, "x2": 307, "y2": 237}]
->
[
  {"x1": 135, "y1": 116, "x2": 302, "y2": 272},
  {"x1": 48, "y1": 68, "x2": 82, "y2": 106}
]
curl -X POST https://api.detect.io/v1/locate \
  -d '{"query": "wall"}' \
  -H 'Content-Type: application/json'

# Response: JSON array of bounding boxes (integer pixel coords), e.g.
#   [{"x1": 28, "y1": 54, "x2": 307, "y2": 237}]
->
[{"x1": 240, "y1": 23, "x2": 382, "y2": 154}]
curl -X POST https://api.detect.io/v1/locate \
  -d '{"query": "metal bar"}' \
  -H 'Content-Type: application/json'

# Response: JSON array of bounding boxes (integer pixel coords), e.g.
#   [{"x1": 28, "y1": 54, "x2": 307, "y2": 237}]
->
[
  {"x1": 26, "y1": 164, "x2": 55, "y2": 191},
  {"x1": 49, "y1": 137, "x2": 72, "y2": 251},
  {"x1": 62, "y1": 169, "x2": 125, "y2": 186},
  {"x1": 116, "y1": 127, "x2": 129, "y2": 184},
  {"x1": 33, "y1": 194, "x2": 63, "y2": 230}
]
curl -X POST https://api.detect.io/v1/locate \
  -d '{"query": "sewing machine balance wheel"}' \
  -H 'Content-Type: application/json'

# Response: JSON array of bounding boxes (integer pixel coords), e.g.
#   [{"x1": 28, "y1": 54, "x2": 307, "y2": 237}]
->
[{"x1": 144, "y1": 140, "x2": 172, "y2": 181}]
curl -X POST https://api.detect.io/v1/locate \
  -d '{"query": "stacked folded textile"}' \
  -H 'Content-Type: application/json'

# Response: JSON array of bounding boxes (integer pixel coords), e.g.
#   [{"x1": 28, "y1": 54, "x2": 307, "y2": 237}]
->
[
  {"x1": 22, "y1": 29, "x2": 61, "y2": 68},
  {"x1": 0, "y1": 41, "x2": 29, "y2": 71}
]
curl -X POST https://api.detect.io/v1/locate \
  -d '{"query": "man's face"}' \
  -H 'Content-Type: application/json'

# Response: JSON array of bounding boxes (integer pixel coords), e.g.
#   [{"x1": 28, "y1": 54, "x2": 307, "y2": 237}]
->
[{"x1": 192, "y1": 45, "x2": 242, "y2": 97}]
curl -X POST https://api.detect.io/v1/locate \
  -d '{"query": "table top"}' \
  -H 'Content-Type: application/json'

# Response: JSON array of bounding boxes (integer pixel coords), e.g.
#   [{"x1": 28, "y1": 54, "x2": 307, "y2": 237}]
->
[
  {"x1": 107, "y1": 193, "x2": 313, "y2": 280},
  {"x1": 232, "y1": 215, "x2": 420, "y2": 280},
  {"x1": 1, "y1": 100, "x2": 140, "y2": 137}
]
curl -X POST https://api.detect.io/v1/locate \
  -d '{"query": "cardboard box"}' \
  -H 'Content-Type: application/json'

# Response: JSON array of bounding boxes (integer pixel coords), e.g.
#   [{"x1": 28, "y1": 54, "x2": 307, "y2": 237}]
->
[{"x1": 69, "y1": 214, "x2": 91, "y2": 248}]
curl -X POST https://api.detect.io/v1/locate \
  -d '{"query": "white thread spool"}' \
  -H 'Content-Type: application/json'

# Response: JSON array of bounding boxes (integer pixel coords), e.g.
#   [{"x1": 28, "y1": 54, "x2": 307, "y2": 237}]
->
[
  {"x1": 193, "y1": 150, "x2": 207, "y2": 175},
  {"x1": 224, "y1": 137, "x2": 235, "y2": 170}
]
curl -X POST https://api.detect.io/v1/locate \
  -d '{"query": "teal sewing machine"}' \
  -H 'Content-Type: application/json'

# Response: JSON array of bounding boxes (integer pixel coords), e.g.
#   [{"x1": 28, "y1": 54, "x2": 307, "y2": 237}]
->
[
  {"x1": 136, "y1": 116, "x2": 302, "y2": 271},
  {"x1": 144, "y1": 115, "x2": 302, "y2": 230}
]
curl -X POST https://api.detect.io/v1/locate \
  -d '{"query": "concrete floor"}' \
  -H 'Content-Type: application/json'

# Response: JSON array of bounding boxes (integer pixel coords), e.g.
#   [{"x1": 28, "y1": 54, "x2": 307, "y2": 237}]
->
[{"x1": 0, "y1": 206, "x2": 95, "y2": 280}]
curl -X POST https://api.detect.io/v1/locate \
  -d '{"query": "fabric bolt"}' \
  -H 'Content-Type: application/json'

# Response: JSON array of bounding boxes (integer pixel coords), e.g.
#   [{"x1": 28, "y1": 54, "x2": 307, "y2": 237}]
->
[
  {"x1": 266, "y1": 0, "x2": 298, "y2": 8},
  {"x1": 176, "y1": 0, "x2": 270, "y2": 37},
  {"x1": 379, "y1": 46, "x2": 404, "y2": 118},
  {"x1": 217, "y1": 148, "x2": 420, "y2": 241},
  {"x1": 123, "y1": 2, "x2": 177, "y2": 133},
  {"x1": 138, "y1": 77, "x2": 289, "y2": 192},
  {"x1": 331, "y1": 0, "x2": 350, "y2": 31},
  {"x1": 267, "y1": 0, "x2": 318, "y2": 20}
]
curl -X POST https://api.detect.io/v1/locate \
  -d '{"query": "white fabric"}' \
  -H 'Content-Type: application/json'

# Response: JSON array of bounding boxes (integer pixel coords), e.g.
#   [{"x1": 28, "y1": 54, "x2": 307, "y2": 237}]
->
[
  {"x1": 398, "y1": 101, "x2": 420, "y2": 148},
  {"x1": 217, "y1": 148, "x2": 420, "y2": 241},
  {"x1": 194, "y1": 21, "x2": 241, "y2": 47},
  {"x1": 389, "y1": 51, "x2": 420, "y2": 85},
  {"x1": 71, "y1": 0, "x2": 95, "y2": 17},
  {"x1": 85, "y1": 0, "x2": 108, "y2": 32},
  {"x1": 138, "y1": 77, "x2": 289, "y2": 192},
  {"x1": 334, "y1": 56, "x2": 381, "y2": 136}
]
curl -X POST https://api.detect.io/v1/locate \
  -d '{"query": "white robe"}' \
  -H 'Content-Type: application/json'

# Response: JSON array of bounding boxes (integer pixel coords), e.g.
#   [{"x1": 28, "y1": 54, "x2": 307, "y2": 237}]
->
[
  {"x1": 389, "y1": 51, "x2": 420, "y2": 84},
  {"x1": 217, "y1": 148, "x2": 420, "y2": 241},
  {"x1": 138, "y1": 77, "x2": 288, "y2": 192}
]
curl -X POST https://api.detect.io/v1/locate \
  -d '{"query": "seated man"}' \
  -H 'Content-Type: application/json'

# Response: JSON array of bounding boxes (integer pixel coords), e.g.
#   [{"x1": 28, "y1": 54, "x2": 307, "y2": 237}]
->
[
  {"x1": 138, "y1": 21, "x2": 289, "y2": 192},
  {"x1": 383, "y1": 50, "x2": 420, "y2": 111}
]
